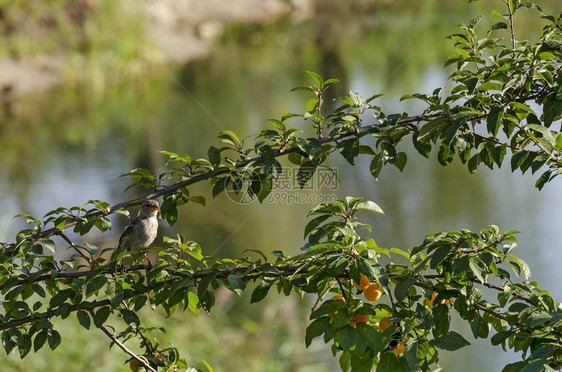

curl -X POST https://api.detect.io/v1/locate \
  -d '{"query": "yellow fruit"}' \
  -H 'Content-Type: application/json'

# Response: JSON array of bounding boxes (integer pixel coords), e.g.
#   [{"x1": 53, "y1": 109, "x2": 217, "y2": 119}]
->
[
  {"x1": 440, "y1": 298, "x2": 452, "y2": 305},
  {"x1": 425, "y1": 291, "x2": 438, "y2": 308},
  {"x1": 379, "y1": 316, "x2": 393, "y2": 332},
  {"x1": 364, "y1": 283, "x2": 383, "y2": 302},
  {"x1": 394, "y1": 341, "x2": 406, "y2": 356},
  {"x1": 129, "y1": 360, "x2": 140, "y2": 371},
  {"x1": 350, "y1": 314, "x2": 369, "y2": 327},
  {"x1": 353, "y1": 274, "x2": 371, "y2": 291}
]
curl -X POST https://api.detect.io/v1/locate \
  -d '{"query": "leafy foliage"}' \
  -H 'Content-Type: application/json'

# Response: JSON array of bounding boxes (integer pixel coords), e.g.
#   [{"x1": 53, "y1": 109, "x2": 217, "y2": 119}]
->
[{"x1": 1, "y1": 1, "x2": 561, "y2": 371}]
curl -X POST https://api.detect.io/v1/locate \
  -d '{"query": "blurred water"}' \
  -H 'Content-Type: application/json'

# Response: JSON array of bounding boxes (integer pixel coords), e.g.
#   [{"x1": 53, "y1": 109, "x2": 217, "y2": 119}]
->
[{"x1": 0, "y1": 2, "x2": 560, "y2": 371}]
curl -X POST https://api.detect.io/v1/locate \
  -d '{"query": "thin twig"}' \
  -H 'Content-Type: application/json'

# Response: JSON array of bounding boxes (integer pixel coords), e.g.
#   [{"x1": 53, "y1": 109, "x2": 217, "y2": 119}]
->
[
  {"x1": 96, "y1": 320, "x2": 157, "y2": 372},
  {"x1": 506, "y1": 0, "x2": 517, "y2": 51}
]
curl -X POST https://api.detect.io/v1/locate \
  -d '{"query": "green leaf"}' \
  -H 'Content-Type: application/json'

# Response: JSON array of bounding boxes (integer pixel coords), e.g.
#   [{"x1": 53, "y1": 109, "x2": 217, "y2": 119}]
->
[
  {"x1": 105, "y1": 281, "x2": 124, "y2": 307},
  {"x1": 338, "y1": 325, "x2": 358, "y2": 352},
  {"x1": 338, "y1": 138, "x2": 360, "y2": 165},
  {"x1": 76, "y1": 310, "x2": 91, "y2": 330},
  {"x1": 491, "y1": 10, "x2": 506, "y2": 19},
  {"x1": 198, "y1": 270, "x2": 219, "y2": 299},
  {"x1": 370, "y1": 152, "x2": 384, "y2": 180},
  {"x1": 86, "y1": 276, "x2": 107, "y2": 297},
  {"x1": 511, "y1": 150, "x2": 529, "y2": 172},
  {"x1": 304, "y1": 215, "x2": 332, "y2": 238},
  {"x1": 432, "y1": 331, "x2": 470, "y2": 351},
  {"x1": 517, "y1": 2, "x2": 542, "y2": 12},
  {"x1": 310, "y1": 299, "x2": 346, "y2": 319},
  {"x1": 491, "y1": 21, "x2": 508, "y2": 31},
  {"x1": 268, "y1": 119, "x2": 286, "y2": 132},
  {"x1": 2, "y1": 330, "x2": 18, "y2": 354},
  {"x1": 394, "y1": 278, "x2": 415, "y2": 302},
  {"x1": 180, "y1": 241, "x2": 204, "y2": 261},
  {"x1": 555, "y1": 133, "x2": 562, "y2": 150},
  {"x1": 160, "y1": 150, "x2": 191, "y2": 164},
  {"x1": 200, "y1": 360, "x2": 215, "y2": 372},
  {"x1": 372, "y1": 264, "x2": 390, "y2": 288},
  {"x1": 120, "y1": 309, "x2": 140, "y2": 326},
  {"x1": 413, "y1": 255, "x2": 432, "y2": 274},
  {"x1": 250, "y1": 279, "x2": 275, "y2": 303},
  {"x1": 217, "y1": 130, "x2": 240, "y2": 146},
  {"x1": 477, "y1": 81, "x2": 503, "y2": 92},
  {"x1": 324, "y1": 78, "x2": 339, "y2": 88},
  {"x1": 355, "y1": 200, "x2": 384, "y2": 214},
  {"x1": 377, "y1": 352, "x2": 404, "y2": 372},
  {"x1": 502, "y1": 362, "x2": 527, "y2": 372},
  {"x1": 508, "y1": 255, "x2": 531, "y2": 280},
  {"x1": 469, "y1": 256, "x2": 487, "y2": 283},
  {"x1": 432, "y1": 305, "x2": 450, "y2": 338},
  {"x1": 189, "y1": 195, "x2": 206, "y2": 206},
  {"x1": 418, "y1": 117, "x2": 449, "y2": 142},
  {"x1": 47, "y1": 329, "x2": 61, "y2": 350},
  {"x1": 18, "y1": 333, "x2": 31, "y2": 358},
  {"x1": 33, "y1": 329, "x2": 47, "y2": 352},
  {"x1": 339, "y1": 351, "x2": 351, "y2": 371},
  {"x1": 470, "y1": 316, "x2": 489, "y2": 339},
  {"x1": 306, "y1": 71, "x2": 324, "y2": 87},
  {"x1": 357, "y1": 257, "x2": 389, "y2": 287},
  {"x1": 540, "y1": 40, "x2": 562, "y2": 51},
  {"x1": 93, "y1": 307, "x2": 111, "y2": 328},
  {"x1": 306, "y1": 98, "x2": 319, "y2": 112},
  {"x1": 430, "y1": 244, "x2": 451, "y2": 269},
  {"x1": 350, "y1": 352, "x2": 374, "y2": 372},
  {"x1": 393, "y1": 152, "x2": 407, "y2": 172},
  {"x1": 208, "y1": 146, "x2": 221, "y2": 166},
  {"x1": 526, "y1": 123, "x2": 551, "y2": 137},
  {"x1": 212, "y1": 177, "x2": 229, "y2": 197},
  {"x1": 187, "y1": 291, "x2": 200, "y2": 316},
  {"x1": 487, "y1": 107, "x2": 503, "y2": 137},
  {"x1": 294, "y1": 137, "x2": 322, "y2": 160},
  {"x1": 349, "y1": 91, "x2": 366, "y2": 107},
  {"x1": 525, "y1": 312, "x2": 551, "y2": 328},
  {"x1": 226, "y1": 274, "x2": 246, "y2": 296},
  {"x1": 491, "y1": 330, "x2": 512, "y2": 346},
  {"x1": 39, "y1": 238, "x2": 56, "y2": 253},
  {"x1": 331, "y1": 308, "x2": 352, "y2": 329},
  {"x1": 521, "y1": 360, "x2": 549, "y2": 372},
  {"x1": 491, "y1": 144, "x2": 507, "y2": 167}
]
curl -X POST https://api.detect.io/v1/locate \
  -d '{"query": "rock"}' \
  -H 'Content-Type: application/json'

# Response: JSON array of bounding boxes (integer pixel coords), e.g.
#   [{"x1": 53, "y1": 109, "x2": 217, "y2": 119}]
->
[{"x1": 0, "y1": 57, "x2": 63, "y2": 99}]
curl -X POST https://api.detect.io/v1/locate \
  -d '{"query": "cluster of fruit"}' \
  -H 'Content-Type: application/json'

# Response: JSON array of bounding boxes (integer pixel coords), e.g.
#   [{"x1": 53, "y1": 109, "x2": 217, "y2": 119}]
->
[
  {"x1": 325, "y1": 275, "x2": 454, "y2": 357},
  {"x1": 326, "y1": 274, "x2": 406, "y2": 356},
  {"x1": 352, "y1": 274, "x2": 383, "y2": 302}
]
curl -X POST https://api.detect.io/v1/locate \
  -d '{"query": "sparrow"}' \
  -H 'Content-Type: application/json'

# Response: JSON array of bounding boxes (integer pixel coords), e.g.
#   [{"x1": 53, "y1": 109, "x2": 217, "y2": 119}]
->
[{"x1": 117, "y1": 200, "x2": 160, "y2": 259}]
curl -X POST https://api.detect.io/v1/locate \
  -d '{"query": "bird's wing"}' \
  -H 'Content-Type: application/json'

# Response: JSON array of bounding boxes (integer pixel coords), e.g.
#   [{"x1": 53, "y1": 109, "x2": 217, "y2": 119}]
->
[{"x1": 118, "y1": 216, "x2": 142, "y2": 248}]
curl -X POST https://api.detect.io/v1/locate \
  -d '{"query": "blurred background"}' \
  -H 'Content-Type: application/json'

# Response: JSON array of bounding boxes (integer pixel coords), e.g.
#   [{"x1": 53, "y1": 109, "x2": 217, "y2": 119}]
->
[{"x1": 0, "y1": 0, "x2": 561, "y2": 370}]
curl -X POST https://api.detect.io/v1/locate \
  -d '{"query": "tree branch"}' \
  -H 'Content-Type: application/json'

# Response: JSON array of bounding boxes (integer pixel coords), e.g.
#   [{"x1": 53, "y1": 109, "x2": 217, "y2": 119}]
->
[
  {"x1": 3, "y1": 259, "x2": 540, "y2": 335},
  {"x1": 3, "y1": 111, "x2": 441, "y2": 256},
  {"x1": 96, "y1": 320, "x2": 157, "y2": 372},
  {"x1": 0, "y1": 264, "x2": 304, "y2": 331},
  {"x1": 0, "y1": 264, "x2": 304, "y2": 293}
]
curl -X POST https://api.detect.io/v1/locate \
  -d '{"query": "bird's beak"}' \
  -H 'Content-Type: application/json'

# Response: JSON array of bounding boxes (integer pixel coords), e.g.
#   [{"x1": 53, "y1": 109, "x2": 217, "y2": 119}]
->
[{"x1": 152, "y1": 206, "x2": 160, "y2": 211}]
